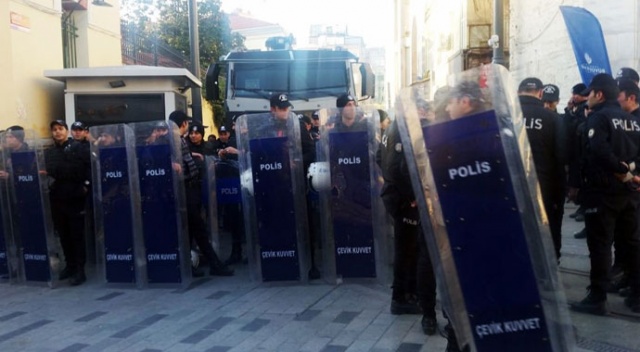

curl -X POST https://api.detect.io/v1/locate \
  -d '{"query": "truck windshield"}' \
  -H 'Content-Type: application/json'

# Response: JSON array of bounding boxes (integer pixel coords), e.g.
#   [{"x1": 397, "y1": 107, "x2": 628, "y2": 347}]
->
[{"x1": 233, "y1": 61, "x2": 348, "y2": 99}]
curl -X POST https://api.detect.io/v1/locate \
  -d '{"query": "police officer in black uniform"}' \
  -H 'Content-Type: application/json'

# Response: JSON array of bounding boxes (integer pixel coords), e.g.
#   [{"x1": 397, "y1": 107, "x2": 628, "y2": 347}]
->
[
  {"x1": 566, "y1": 83, "x2": 590, "y2": 238},
  {"x1": 70, "y1": 121, "x2": 94, "y2": 262},
  {"x1": 333, "y1": 94, "x2": 367, "y2": 132},
  {"x1": 518, "y1": 78, "x2": 566, "y2": 260},
  {"x1": 188, "y1": 123, "x2": 215, "y2": 157},
  {"x1": 379, "y1": 117, "x2": 438, "y2": 336},
  {"x1": 45, "y1": 120, "x2": 89, "y2": 285},
  {"x1": 168, "y1": 111, "x2": 234, "y2": 277},
  {"x1": 609, "y1": 78, "x2": 640, "y2": 293},
  {"x1": 570, "y1": 73, "x2": 640, "y2": 315}
]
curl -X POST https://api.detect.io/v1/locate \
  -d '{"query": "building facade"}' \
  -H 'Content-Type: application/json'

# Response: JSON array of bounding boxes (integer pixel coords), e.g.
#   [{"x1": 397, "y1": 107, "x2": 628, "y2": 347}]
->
[{"x1": 2, "y1": 0, "x2": 121, "y2": 136}]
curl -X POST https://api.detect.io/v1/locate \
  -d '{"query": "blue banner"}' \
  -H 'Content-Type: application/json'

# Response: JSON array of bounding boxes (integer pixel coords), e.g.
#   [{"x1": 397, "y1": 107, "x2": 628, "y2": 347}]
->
[
  {"x1": 560, "y1": 6, "x2": 612, "y2": 85},
  {"x1": 329, "y1": 131, "x2": 376, "y2": 278},
  {"x1": 100, "y1": 147, "x2": 136, "y2": 283},
  {"x1": 423, "y1": 111, "x2": 551, "y2": 352},
  {"x1": 11, "y1": 151, "x2": 50, "y2": 282},
  {"x1": 250, "y1": 137, "x2": 300, "y2": 281},
  {"x1": 137, "y1": 144, "x2": 182, "y2": 284}
]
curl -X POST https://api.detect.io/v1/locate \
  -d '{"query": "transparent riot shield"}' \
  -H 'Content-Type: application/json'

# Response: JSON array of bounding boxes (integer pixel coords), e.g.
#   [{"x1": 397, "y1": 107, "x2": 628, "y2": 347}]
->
[
  {"x1": 211, "y1": 156, "x2": 242, "y2": 261},
  {"x1": 131, "y1": 121, "x2": 190, "y2": 286},
  {"x1": 3, "y1": 130, "x2": 58, "y2": 286},
  {"x1": 396, "y1": 64, "x2": 574, "y2": 352},
  {"x1": 313, "y1": 107, "x2": 390, "y2": 284},
  {"x1": 236, "y1": 112, "x2": 309, "y2": 282},
  {"x1": 91, "y1": 124, "x2": 146, "y2": 287},
  {"x1": 0, "y1": 147, "x2": 12, "y2": 280},
  {"x1": 204, "y1": 156, "x2": 221, "y2": 254}
]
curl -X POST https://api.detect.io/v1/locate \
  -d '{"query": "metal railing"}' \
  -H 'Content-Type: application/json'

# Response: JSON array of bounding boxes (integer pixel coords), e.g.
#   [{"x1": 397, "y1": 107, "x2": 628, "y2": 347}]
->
[
  {"x1": 62, "y1": 16, "x2": 78, "y2": 68},
  {"x1": 120, "y1": 21, "x2": 191, "y2": 70}
]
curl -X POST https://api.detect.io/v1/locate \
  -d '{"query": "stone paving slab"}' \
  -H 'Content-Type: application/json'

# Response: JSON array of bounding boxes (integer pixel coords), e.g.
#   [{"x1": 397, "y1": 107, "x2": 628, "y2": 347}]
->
[{"x1": 0, "y1": 205, "x2": 639, "y2": 351}]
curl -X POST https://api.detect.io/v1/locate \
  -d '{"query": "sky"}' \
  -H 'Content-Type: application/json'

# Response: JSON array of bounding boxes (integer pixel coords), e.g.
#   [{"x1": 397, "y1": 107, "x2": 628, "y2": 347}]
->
[{"x1": 220, "y1": 0, "x2": 393, "y2": 48}]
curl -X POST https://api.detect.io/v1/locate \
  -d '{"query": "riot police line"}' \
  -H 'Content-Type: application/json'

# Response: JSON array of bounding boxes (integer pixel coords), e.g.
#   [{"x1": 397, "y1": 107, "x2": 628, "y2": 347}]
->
[{"x1": 0, "y1": 104, "x2": 393, "y2": 288}]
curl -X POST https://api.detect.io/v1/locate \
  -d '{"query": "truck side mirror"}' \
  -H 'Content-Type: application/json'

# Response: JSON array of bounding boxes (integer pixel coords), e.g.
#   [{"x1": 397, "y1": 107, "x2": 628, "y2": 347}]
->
[{"x1": 360, "y1": 63, "x2": 375, "y2": 99}]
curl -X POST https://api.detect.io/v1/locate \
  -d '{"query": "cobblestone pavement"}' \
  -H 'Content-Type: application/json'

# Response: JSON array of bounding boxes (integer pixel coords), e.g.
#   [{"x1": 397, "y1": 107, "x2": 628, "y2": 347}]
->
[{"x1": 0, "y1": 204, "x2": 638, "y2": 352}]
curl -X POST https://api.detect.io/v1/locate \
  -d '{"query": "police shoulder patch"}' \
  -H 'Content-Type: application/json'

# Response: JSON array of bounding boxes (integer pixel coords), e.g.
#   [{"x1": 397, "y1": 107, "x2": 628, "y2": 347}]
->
[
  {"x1": 588, "y1": 129, "x2": 595, "y2": 138},
  {"x1": 395, "y1": 143, "x2": 402, "y2": 152}
]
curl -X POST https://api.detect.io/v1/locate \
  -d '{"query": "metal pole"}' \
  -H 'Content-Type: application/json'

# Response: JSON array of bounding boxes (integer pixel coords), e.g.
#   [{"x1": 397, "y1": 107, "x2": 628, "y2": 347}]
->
[
  {"x1": 188, "y1": 0, "x2": 203, "y2": 123},
  {"x1": 492, "y1": 0, "x2": 506, "y2": 66}
]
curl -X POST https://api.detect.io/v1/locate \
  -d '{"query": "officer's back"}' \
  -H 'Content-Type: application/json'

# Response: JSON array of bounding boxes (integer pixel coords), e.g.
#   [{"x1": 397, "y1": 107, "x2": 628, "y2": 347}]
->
[{"x1": 517, "y1": 78, "x2": 565, "y2": 184}]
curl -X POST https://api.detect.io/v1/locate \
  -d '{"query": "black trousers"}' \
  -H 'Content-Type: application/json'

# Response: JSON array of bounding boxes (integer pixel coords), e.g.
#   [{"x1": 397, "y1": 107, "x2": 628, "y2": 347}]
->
[
  {"x1": 541, "y1": 187, "x2": 564, "y2": 259},
  {"x1": 391, "y1": 205, "x2": 437, "y2": 315},
  {"x1": 584, "y1": 193, "x2": 640, "y2": 295},
  {"x1": 51, "y1": 197, "x2": 86, "y2": 272},
  {"x1": 185, "y1": 184, "x2": 221, "y2": 267}
]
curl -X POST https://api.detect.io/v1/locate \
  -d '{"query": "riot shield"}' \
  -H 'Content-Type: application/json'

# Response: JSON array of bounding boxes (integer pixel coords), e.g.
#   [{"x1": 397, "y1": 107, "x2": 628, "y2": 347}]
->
[
  {"x1": 396, "y1": 64, "x2": 574, "y2": 352},
  {"x1": 0, "y1": 145, "x2": 13, "y2": 280},
  {"x1": 3, "y1": 130, "x2": 58, "y2": 285},
  {"x1": 91, "y1": 124, "x2": 146, "y2": 287},
  {"x1": 236, "y1": 112, "x2": 309, "y2": 282},
  {"x1": 212, "y1": 157, "x2": 242, "y2": 260},
  {"x1": 313, "y1": 107, "x2": 390, "y2": 283},
  {"x1": 131, "y1": 121, "x2": 190, "y2": 286},
  {"x1": 203, "y1": 156, "x2": 221, "y2": 254}
]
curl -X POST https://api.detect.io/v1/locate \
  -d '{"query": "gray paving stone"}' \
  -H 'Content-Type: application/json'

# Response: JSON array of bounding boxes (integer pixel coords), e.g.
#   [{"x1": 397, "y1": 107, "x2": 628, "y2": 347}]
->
[
  {"x1": 0, "y1": 319, "x2": 53, "y2": 343},
  {"x1": 75, "y1": 311, "x2": 108, "y2": 322},
  {"x1": 345, "y1": 339, "x2": 377, "y2": 352},
  {"x1": 0, "y1": 311, "x2": 26, "y2": 322},
  {"x1": 300, "y1": 336, "x2": 332, "y2": 352},
  {"x1": 334, "y1": 311, "x2": 360, "y2": 324},
  {"x1": 321, "y1": 345, "x2": 349, "y2": 352},
  {"x1": 205, "y1": 347, "x2": 232, "y2": 352},
  {"x1": 295, "y1": 309, "x2": 322, "y2": 321},
  {"x1": 206, "y1": 290, "x2": 231, "y2": 299},
  {"x1": 58, "y1": 343, "x2": 89, "y2": 352},
  {"x1": 241, "y1": 319, "x2": 269, "y2": 332},
  {"x1": 96, "y1": 292, "x2": 125, "y2": 301},
  {"x1": 395, "y1": 342, "x2": 422, "y2": 352}
]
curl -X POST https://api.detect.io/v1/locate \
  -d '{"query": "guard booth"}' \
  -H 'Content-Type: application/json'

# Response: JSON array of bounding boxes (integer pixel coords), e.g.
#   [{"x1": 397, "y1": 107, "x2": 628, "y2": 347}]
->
[
  {"x1": 131, "y1": 121, "x2": 191, "y2": 286},
  {"x1": 2, "y1": 131, "x2": 58, "y2": 286},
  {"x1": 43, "y1": 66, "x2": 201, "y2": 126},
  {"x1": 396, "y1": 65, "x2": 575, "y2": 352},
  {"x1": 91, "y1": 124, "x2": 146, "y2": 287},
  {"x1": 313, "y1": 107, "x2": 390, "y2": 284},
  {"x1": 236, "y1": 112, "x2": 309, "y2": 282}
]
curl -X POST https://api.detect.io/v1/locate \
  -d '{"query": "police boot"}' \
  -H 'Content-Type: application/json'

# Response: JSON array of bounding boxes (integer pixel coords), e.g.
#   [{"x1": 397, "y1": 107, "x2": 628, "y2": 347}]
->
[
  {"x1": 224, "y1": 246, "x2": 243, "y2": 266},
  {"x1": 59, "y1": 266, "x2": 75, "y2": 281},
  {"x1": 571, "y1": 288, "x2": 608, "y2": 315},
  {"x1": 69, "y1": 268, "x2": 86, "y2": 286},
  {"x1": 573, "y1": 228, "x2": 587, "y2": 239},
  {"x1": 624, "y1": 296, "x2": 640, "y2": 313},
  {"x1": 390, "y1": 294, "x2": 421, "y2": 315},
  {"x1": 421, "y1": 314, "x2": 437, "y2": 335},
  {"x1": 209, "y1": 257, "x2": 234, "y2": 276}
]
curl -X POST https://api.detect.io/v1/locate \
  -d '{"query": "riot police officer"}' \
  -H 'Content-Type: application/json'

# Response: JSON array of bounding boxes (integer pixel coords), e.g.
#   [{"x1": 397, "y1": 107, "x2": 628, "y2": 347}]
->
[
  {"x1": 379, "y1": 103, "x2": 438, "y2": 335},
  {"x1": 518, "y1": 78, "x2": 566, "y2": 260},
  {"x1": 45, "y1": 120, "x2": 89, "y2": 285},
  {"x1": 188, "y1": 123, "x2": 215, "y2": 157},
  {"x1": 168, "y1": 111, "x2": 234, "y2": 277},
  {"x1": 570, "y1": 73, "x2": 640, "y2": 315}
]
